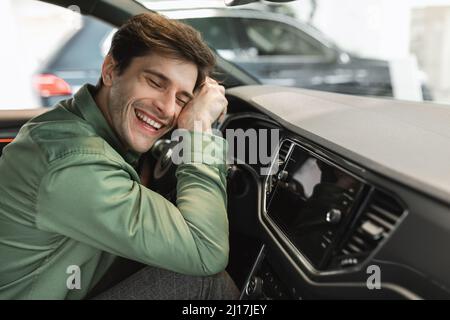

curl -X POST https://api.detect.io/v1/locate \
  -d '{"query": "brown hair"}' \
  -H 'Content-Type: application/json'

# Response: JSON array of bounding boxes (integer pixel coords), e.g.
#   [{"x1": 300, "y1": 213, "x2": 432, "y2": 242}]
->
[{"x1": 101, "y1": 12, "x2": 215, "y2": 89}]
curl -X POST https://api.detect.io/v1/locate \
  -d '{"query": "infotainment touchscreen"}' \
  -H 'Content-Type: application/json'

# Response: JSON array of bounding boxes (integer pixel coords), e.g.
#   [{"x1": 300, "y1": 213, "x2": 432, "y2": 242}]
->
[{"x1": 266, "y1": 142, "x2": 365, "y2": 269}]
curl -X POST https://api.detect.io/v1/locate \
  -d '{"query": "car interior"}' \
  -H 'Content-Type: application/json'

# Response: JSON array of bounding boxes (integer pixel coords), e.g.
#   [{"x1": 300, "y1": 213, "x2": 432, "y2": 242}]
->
[{"x1": 1, "y1": 0, "x2": 450, "y2": 300}]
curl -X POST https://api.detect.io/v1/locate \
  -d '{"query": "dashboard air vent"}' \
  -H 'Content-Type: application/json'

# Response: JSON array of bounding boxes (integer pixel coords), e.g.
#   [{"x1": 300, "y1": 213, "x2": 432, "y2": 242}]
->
[
  {"x1": 278, "y1": 140, "x2": 292, "y2": 165},
  {"x1": 335, "y1": 190, "x2": 406, "y2": 268},
  {"x1": 265, "y1": 140, "x2": 292, "y2": 198}
]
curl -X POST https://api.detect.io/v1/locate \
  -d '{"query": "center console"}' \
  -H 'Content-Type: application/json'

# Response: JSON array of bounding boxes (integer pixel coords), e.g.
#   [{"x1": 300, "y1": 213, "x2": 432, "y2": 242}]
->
[{"x1": 265, "y1": 140, "x2": 366, "y2": 271}]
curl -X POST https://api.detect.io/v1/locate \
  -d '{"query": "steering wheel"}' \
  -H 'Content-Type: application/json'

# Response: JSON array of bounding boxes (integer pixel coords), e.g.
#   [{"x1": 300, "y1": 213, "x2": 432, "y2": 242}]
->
[
  {"x1": 144, "y1": 120, "x2": 225, "y2": 202},
  {"x1": 141, "y1": 138, "x2": 178, "y2": 202}
]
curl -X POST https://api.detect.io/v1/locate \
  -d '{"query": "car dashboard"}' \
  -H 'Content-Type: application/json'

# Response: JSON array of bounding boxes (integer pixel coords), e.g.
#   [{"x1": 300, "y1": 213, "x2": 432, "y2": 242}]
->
[{"x1": 204, "y1": 87, "x2": 450, "y2": 300}]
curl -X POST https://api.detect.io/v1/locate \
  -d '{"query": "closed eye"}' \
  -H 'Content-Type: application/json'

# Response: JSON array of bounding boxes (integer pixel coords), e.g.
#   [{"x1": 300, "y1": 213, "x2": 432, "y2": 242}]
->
[
  {"x1": 147, "y1": 77, "x2": 162, "y2": 89},
  {"x1": 177, "y1": 98, "x2": 189, "y2": 107}
]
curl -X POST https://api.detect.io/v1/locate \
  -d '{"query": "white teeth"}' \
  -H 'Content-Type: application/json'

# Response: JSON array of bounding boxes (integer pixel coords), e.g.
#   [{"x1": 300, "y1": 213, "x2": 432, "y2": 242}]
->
[{"x1": 135, "y1": 110, "x2": 163, "y2": 130}]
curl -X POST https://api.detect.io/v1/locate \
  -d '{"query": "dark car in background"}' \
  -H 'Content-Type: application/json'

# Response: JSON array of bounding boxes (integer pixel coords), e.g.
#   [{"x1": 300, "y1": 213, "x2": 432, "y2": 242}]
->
[
  {"x1": 34, "y1": 3, "x2": 420, "y2": 106},
  {"x1": 179, "y1": 7, "x2": 395, "y2": 96}
]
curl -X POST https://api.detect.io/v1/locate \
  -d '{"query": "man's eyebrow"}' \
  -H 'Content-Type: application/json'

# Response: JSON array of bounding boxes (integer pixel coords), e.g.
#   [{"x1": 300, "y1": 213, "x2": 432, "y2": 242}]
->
[{"x1": 142, "y1": 69, "x2": 194, "y2": 100}]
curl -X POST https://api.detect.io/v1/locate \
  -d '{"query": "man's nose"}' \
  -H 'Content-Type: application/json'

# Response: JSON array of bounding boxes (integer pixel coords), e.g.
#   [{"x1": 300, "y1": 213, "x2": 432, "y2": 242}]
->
[{"x1": 153, "y1": 91, "x2": 176, "y2": 119}]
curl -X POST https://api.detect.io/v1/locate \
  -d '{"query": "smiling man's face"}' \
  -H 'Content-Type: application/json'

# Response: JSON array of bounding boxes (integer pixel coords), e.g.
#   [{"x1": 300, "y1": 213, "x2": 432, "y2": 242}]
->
[{"x1": 100, "y1": 52, "x2": 198, "y2": 153}]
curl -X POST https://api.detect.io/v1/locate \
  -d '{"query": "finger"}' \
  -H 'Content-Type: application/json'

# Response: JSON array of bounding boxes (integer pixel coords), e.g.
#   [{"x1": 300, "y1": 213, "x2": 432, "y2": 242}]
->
[
  {"x1": 206, "y1": 76, "x2": 218, "y2": 84},
  {"x1": 193, "y1": 81, "x2": 207, "y2": 96},
  {"x1": 194, "y1": 77, "x2": 216, "y2": 96}
]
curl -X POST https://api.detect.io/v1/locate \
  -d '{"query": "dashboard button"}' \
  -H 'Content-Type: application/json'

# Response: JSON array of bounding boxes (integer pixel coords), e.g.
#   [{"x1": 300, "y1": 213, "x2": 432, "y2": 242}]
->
[
  {"x1": 326, "y1": 208, "x2": 342, "y2": 224},
  {"x1": 340, "y1": 257, "x2": 359, "y2": 267},
  {"x1": 277, "y1": 170, "x2": 288, "y2": 182},
  {"x1": 246, "y1": 276, "x2": 264, "y2": 297}
]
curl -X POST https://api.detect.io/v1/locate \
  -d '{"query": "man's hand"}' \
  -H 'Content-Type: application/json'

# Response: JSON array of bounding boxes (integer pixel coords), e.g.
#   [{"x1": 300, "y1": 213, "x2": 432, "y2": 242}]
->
[{"x1": 177, "y1": 77, "x2": 227, "y2": 132}]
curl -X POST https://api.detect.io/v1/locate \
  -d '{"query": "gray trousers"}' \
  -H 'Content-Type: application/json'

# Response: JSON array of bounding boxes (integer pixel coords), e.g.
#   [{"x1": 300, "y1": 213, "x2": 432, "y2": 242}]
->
[{"x1": 91, "y1": 264, "x2": 240, "y2": 300}]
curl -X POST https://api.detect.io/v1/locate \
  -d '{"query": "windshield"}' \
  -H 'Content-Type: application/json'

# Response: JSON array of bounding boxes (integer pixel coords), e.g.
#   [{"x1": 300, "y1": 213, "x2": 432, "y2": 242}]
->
[{"x1": 140, "y1": 0, "x2": 450, "y2": 106}]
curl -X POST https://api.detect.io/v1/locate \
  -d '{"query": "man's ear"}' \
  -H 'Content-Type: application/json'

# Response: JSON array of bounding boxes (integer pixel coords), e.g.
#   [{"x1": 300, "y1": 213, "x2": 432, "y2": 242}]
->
[{"x1": 101, "y1": 54, "x2": 116, "y2": 87}]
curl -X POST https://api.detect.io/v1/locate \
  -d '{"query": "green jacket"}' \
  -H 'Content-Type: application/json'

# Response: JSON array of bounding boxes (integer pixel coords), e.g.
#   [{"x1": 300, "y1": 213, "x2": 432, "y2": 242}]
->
[{"x1": 0, "y1": 85, "x2": 229, "y2": 300}]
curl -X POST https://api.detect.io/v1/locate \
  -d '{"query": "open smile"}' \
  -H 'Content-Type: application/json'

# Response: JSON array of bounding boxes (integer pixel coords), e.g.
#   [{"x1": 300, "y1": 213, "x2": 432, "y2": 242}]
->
[{"x1": 134, "y1": 108, "x2": 165, "y2": 133}]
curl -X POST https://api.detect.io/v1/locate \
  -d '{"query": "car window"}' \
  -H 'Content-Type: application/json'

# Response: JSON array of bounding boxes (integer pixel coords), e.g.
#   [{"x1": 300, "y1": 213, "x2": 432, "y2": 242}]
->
[
  {"x1": 0, "y1": 0, "x2": 115, "y2": 110},
  {"x1": 239, "y1": 18, "x2": 325, "y2": 57},
  {"x1": 182, "y1": 17, "x2": 237, "y2": 50},
  {"x1": 49, "y1": 16, "x2": 113, "y2": 71},
  {"x1": 4, "y1": 0, "x2": 450, "y2": 109},
  {"x1": 182, "y1": 17, "x2": 243, "y2": 60}
]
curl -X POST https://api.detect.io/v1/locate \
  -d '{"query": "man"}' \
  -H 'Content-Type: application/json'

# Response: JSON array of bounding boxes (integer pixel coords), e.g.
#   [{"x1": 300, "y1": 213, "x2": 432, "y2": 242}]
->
[{"x1": 0, "y1": 13, "x2": 238, "y2": 300}]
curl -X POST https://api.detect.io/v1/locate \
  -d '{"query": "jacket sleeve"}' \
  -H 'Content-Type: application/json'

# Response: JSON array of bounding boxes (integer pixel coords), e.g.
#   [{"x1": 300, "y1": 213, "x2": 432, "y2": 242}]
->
[{"x1": 35, "y1": 131, "x2": 229, "y2": 276}]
